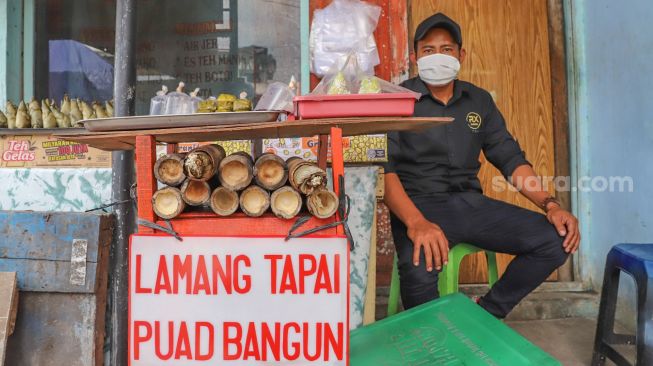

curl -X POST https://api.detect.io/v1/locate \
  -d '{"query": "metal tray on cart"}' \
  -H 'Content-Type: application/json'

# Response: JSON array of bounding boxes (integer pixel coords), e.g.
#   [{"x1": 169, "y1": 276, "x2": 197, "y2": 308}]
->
[{"x1": 83, "y1": 111, "x2": 282, "y2": 132}]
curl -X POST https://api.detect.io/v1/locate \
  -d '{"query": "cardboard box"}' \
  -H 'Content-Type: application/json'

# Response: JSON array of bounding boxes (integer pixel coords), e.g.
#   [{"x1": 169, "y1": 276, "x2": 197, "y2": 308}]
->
[{"x1": 0, "y1": 134, "x2": 112, "y2": 169}]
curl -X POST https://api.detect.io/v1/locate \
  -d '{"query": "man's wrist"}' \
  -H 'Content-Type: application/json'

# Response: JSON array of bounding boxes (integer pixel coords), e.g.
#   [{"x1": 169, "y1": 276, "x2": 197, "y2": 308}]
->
[
  {"x1": 542, "y1": 196, "x2": 561, "y2": 213},
  {"x1": 404, "y1": 214, "x2": 427, "y2": 228}
]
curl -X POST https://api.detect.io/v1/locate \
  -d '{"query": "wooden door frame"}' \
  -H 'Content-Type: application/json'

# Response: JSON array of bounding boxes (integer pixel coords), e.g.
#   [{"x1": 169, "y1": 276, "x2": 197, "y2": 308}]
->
[{"x1": 547, "y1": 0, "x2": 574, "y2": 281}]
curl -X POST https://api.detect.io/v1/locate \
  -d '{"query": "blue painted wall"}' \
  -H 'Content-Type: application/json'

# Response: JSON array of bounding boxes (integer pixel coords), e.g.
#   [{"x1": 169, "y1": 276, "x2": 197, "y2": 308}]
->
[{"x1": 568, "y1": 0, "x2": 653, "y2": 329}]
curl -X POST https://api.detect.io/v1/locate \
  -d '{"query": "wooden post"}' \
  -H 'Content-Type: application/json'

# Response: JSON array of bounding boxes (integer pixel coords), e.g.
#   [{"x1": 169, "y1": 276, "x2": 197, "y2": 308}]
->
[
  {"x1": 330, "y1": 127, "x2": 345, "y2": 236},
  {"x1": 136, "y1": 135, "x2": 157, "y2": 233}
]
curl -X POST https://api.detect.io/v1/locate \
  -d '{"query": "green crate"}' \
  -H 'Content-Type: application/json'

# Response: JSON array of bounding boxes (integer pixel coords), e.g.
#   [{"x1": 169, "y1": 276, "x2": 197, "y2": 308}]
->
[{"x1": 350, "y1": 293, "x2": 560, "y2": 366}]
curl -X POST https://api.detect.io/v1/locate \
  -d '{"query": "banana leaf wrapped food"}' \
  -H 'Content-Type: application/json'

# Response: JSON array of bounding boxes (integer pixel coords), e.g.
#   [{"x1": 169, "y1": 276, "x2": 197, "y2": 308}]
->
[
  {"x1": 197, "y1": 99, "x2": 217, "y2": 113},
  {"x1": 0, "y1": 111, "x2": 7, "y2": 128},
  {"x1": 217, "y1": 93, "x2": 237, "y2": 112},
  {"x1": 6, "y1": 101, "x2": 17, "y2": 129},
  {"x1": 42, "y1": 103, "x2": 58, "y2": 129},
  {"x1": 28, "y1": 99, "x2": 43, "y2": 128},
  {"x1": 70, "y1": 99, "x2": 83, "y2": 123},
  {"x1": 16, "y1": 101, "x2": 32, "y2": 129},
  {"x1": 233, "y1": 92, "x2": 252, "y2": 112}
]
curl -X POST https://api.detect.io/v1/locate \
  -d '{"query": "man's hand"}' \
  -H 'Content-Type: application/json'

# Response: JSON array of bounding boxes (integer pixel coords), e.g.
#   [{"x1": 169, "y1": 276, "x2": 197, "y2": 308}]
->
[
  {"x1": 546, "y1": 206, "x2": 580, "y2": 254},
  {"x1": 406, "y1": 218, "x2": 449, "y2": 271}
]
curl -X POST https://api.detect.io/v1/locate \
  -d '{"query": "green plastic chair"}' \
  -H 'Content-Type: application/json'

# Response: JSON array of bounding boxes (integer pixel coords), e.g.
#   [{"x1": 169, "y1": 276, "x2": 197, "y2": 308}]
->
[{"x1": 387, "y1": 242, "x2": 499, "y2": 316}]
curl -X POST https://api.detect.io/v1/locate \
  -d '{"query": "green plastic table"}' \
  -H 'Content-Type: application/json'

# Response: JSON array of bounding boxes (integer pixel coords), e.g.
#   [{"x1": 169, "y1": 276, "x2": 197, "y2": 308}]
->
[{"x1": 350, "y1": 293, "x2": 560, "y2": 366}]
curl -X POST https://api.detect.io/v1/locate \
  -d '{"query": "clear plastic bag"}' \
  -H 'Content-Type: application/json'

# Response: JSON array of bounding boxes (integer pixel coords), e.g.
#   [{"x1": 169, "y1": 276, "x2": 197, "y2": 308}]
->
[
  {"x1": 163, "y1": 82, "x2": 191, "y2": 115},
  {"x1": 310, "y1": 0, "x2": 382, "y2": 77},
  {"x1": 311, "y1": 53, "x2": 421, "y2": 99},
  {"x1": 188, "y1": 88, "x2": 202, "y2": 114},
  {"x1": 255, "y1": 77, "x2": 297, "y2": 113},
  {"x1": 149, "y1": 85, "x2": 168, "y2": 115}
]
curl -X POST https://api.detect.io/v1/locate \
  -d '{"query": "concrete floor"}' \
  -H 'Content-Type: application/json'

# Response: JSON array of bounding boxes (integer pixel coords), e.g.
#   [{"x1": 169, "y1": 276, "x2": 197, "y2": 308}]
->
[{"x1": 507, "y1": 318, "x2": 636, "y2": 366}]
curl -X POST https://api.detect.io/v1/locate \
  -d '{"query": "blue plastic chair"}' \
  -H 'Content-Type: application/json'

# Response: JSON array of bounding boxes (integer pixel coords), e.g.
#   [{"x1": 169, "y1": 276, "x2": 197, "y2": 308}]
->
[{"x1": 592, "y1": 244, "x2": 653, "y2": 366}]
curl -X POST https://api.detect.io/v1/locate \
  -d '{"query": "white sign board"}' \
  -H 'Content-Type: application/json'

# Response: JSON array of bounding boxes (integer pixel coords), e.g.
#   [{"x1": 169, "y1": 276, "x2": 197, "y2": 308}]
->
[{"x1": 129, "y1": 235, "x2": 349, "y2": 366}]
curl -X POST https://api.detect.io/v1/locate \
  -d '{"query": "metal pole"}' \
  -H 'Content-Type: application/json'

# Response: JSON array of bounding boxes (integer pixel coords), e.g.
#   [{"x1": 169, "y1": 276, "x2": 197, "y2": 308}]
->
[{"x1": 109, "y1": 0, "x2": 137, "y2": 364}]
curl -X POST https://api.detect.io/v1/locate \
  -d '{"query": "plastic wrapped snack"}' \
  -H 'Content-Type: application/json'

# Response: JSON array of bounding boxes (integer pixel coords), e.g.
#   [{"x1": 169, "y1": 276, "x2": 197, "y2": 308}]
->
[
  {"x1": 188, "y1": 88, "x2": 202, "y2": 114},
  {"x1": 327, "y1": 72, "x2": 351, "y2": 95},
  {"x1": 358, "y1": 75, "x2": 381, "y2": 94},
  {"x1": 217, "y1": 93, "x2": 237, "y2": 112},
  {"x1": 197, "y1": 98, "x2": 217, "y2": 113},
  {"x1": 163, "y1": 82, "x2": 190, "y2": 115},
  {"x1": 149, "y1": 85, "x2": 168, "y2": 115},
  {"x1": 233, "y1": 92, "x2": 253, "y2": 112}
]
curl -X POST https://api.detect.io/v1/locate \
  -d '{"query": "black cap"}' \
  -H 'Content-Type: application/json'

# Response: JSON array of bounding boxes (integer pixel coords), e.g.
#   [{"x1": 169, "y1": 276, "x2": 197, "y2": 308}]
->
[{"x1": 414, "y1": 13, "x2": 462, "y2": 50}]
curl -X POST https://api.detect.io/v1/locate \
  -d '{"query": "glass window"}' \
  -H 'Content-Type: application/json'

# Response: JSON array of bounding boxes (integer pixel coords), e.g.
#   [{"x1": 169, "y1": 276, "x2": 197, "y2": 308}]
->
[{"x1": 35, "y1": 0, "x2": 300, "y2": 115}]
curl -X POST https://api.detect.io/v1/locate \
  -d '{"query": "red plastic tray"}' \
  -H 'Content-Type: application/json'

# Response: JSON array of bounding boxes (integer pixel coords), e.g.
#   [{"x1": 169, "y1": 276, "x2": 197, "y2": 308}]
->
[{"x1": 294, "y1": 92, "x2": 417, "y2": 119}]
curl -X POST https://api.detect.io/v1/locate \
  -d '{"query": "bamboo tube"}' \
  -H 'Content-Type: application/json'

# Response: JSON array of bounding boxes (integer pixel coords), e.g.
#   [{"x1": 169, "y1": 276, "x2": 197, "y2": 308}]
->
[
  {"x1": 184, "y1": 144, "x2": 226, "y2": 181},
  {"x1": 180, "y1": 179, "x2": 211, "y2": 206},
  {"x1": 270, "y1": 186, "x2": 302, "y2": 219},
  {"x1": 152, "y1": 187, "x2": 185, "y2": 219},
  {"x1": 154, "y1": 153, "x2": 186, "y2": 186},
  {"x1": 287, "y1": 158, "x2": 327, "y2": 195},
  {"x1": 306, "y1": 188, "x2": 339, "y2": 219},
  {"x1": 210, "y1": 187, "x2": 239, "y2": 216},
  {"x1": 254, "y1": 153, "x2": 288, "y2": 191},
  {"x1": 219, "y1": 152, "x2": 254, "y2": 191},
  {"x1": 239, "y1": 185, "x2": 270, "y2": 217}
]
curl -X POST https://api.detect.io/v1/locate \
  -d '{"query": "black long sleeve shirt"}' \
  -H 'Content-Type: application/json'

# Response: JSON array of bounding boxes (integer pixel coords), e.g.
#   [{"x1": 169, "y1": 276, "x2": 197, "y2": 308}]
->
[{"x1": 385, "y1": 77, "x2": 530, "y2": 205}]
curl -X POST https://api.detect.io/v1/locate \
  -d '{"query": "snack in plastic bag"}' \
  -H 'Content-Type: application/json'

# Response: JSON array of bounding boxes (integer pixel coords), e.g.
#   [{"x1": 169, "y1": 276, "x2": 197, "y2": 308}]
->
[
  {"x1": 312, "y1": 52, "x2": 422, "y2": 99},
  {"x1": 358, "y1": 75, "x2": 381, "y2": 94},
  {"x1": 150, "y1": 85, "x2": 168, "y2": 116},
  {"x1": 197, "y1": 98, "x2": 217, "y2": 113},
  {"x1": 163, "y1": 82, "x2": 190, "y2": 115},
  {"x1": 327, "y1": 72, "x2": 352, "y2": 95},
  {"x1": 255, "y1": 81, "x2": 295, "y2": 113},
  {"x1": 188, "y1": 88, "x2": 202, "y2": 114},
  {"x1": 310, "y1": 0, "x2": 381, "y2": 77},
  {"x1": 217, "y1": 94, "x2": 237, "y2": 112},
  {"x1": 233, "y1": 92, "x2": 253, "y2": 112}
]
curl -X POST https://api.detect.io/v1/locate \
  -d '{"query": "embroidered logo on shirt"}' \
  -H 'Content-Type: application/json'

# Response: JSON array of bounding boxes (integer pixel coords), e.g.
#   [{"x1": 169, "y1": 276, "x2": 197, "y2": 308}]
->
[{"x1": 466, "y1": 112, "x2": 482, "y2": 130}]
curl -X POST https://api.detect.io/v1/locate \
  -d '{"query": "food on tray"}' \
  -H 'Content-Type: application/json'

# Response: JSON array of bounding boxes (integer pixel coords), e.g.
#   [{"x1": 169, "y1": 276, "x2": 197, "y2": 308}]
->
[
  {"x1": 359, "y1": 75, "x2": 382, "y2": 94},
  {"x1": 217, "y1": 93, "x2": 237, "y2": 112},
  {"x1": 327, "y1": 72, "x2": 351, "y2": 95}
]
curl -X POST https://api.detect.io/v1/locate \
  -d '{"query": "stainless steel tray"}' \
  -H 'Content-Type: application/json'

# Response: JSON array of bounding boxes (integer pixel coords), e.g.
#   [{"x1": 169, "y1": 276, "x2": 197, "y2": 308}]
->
[{"x1": 83, "y1": 111, "x2": 282, "y2": 132}]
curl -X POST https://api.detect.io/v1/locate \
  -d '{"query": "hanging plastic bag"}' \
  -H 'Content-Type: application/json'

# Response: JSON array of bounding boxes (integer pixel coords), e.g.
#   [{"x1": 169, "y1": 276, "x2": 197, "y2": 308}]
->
[
  {"x1": 149, "y1": 85, "x2": 168, "y2": 115},
  {"x1": 310, "y1": 0, "x2": 382, "y2": 77}
]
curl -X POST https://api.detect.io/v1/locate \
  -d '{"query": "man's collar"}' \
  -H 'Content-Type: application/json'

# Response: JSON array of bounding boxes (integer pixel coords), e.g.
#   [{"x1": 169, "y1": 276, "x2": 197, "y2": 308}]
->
[{"x1": 415, "y1": 78, "x2": 469, "y2": 105}]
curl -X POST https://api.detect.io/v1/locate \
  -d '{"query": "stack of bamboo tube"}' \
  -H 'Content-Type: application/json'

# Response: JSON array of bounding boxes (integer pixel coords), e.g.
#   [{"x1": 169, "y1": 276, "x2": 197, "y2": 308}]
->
[{"x1": 151, "y1": 144, "x2": 339, "y2": 220}]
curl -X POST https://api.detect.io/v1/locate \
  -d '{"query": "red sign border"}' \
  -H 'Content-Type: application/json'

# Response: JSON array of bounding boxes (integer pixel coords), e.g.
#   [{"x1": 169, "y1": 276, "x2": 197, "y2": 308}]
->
[{"x1": 128, "y1": 233, "x2": 351, "y2": 366}]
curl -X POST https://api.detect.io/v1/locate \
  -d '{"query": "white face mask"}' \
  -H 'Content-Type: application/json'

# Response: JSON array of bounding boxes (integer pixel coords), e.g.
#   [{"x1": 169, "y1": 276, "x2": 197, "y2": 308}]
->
[{"x1": 417, "y1": 53, "x2": 461, "y2": 86}]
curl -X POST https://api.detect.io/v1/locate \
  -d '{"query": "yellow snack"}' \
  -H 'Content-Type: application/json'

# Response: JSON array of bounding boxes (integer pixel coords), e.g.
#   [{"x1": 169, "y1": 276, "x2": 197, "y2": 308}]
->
[{"x1": 217, "y1": 94, "x2": 236, "y2": 112}]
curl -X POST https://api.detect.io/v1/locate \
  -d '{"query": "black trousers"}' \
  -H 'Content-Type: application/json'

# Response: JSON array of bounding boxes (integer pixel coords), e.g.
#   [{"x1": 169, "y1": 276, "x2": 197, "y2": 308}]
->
[{"x1": 391, "y1": 193, "x2": 569, "y2": 318}]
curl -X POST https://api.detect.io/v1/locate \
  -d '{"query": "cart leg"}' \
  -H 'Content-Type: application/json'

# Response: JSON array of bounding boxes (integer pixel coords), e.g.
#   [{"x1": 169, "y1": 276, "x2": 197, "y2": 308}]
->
[
  {"x1": 136, "y1": 135, "x2": 157, "y2": 233},
  {"x1": 330, "y1": 127, "x2": 345, "y2": 236},
  {"x1": 317, "y1": 134, "x2": 329, "y2": 171}
]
